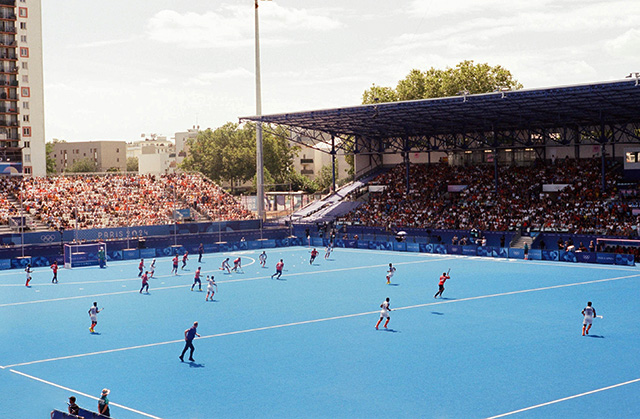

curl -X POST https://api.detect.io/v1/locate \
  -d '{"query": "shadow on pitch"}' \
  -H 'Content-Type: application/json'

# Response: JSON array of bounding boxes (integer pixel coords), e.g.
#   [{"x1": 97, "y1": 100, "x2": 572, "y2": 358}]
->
[
  {"x1": 587, "y1": 334, "x2": 605, "y2": 339},
  {"x1": 431, "y1": 311, "x2": 445, "y2": 316},
  {"x1": 380, "y1": 328, "x2": 399, "y2": 333},
  {"x1": 188, "y1": 361, "x2": 205, "y2": 368},
  {"x1": 387, "y1": 283, "x2": 400, "y2": 286}
]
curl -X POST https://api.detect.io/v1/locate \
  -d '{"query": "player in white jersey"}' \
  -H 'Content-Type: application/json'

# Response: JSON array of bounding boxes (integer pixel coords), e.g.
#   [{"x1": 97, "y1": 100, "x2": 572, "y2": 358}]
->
[
  {"x1": 324, "y1": 245, "x2": 332, "y2": 259},
  {"x1": 148, "y1": 258, "x2": 156, "y2": 278},
  {"x1": 220, "y1": 258, "x2": 231, "y2": 274},
  {"x1": 259, "y1": 251, "x2": 267, "y2": 267},
  {"x1": 206, "y1": 276, "x2": 217, "y2": 301},
  {"x1": 582, "y1": 301, "x2": 596, "y2": 336},
  {"x1": 88, "y1": 301, "x2": 102, "y2": 333},
  {"x1": 25, "y1": 263, "x2": 33, "y2": 287},
  {"x1": 386, "y1": 263, "x2": 396, "y2": 285},
  {"x1": 375, "y1": 298, "x2": 391, "y2": 330}
]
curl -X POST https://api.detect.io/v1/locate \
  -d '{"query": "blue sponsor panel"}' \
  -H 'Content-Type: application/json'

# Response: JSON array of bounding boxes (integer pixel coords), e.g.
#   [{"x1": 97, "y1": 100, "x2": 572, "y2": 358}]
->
[
  {"x1": 462, "y1": 246, "x2": 477, "y2": 256},
  {"x1": 596, "y1": 253, "x2": 615, "y2": 264},
  {"x1": 31, "y1": 256, "x2": 50, "y2": 267},
  {"x1": 108, "y1": 250, "x2": 123, "y2": 261},
  {"x1": 311, "y1": 238, "x2": 324, "y2": 247},
  {"x1": 11, "y1": 256, "x2": 31, "y2": 269},
  {"x1": 615, "y1": 254, "x2": 635, "y2": 266},
  {"x1": 476, "y1": 246, "x2": 499, "y2": 257},
  {"x1": 247, "y1": 240, "x2": 261, "y2": 250},
  {"x1": 496, "y1": 247, "x2": 509, "y2": 258},
  {"x1": 358, "y1": 241, "x2": 371, "y2": 249},
  {"x1": 343, "y1": 240, "x2": 357, "y2": 248},
  {"x1": 447, "y1": 245, "x2": 462, "y2": 255},
  {"x1": 433, "y1": 244, "x2": 448, "y2": 254},
  {"x1": 576, "y1": 252, "x2": 596, "y2": 263},
  {"x1": 203, "y1": 244, "x2": 217, "y2": 253},
  {"x1": 527, "y1": 249, "x2": 541, "y2": 260},
  {"x1": 140, "y1": 248, "x2": 157, "y2": 259},
  {"x1": 423, "y1": 244, "x2": 433, "y2": 253},
  {"x1": 122, "y1": 249, "x2": 140, "y2": 260},
  {"x1": 0, "y1": 259, "x2": 10, "y2": 270},
  {"x1": 369, "y1": 241, "x2": 392, "y2": 251},
  {"x1": 216, "y1": 242, "x2": 230, "y2": 252},
  {"x1": 406, "y1": 242, "x2": 420, "y2": 252},
  {"x1": 259, "y1": 239, "x2": 276, "y2": 248},
  {"x1": 509, "y1": 248, "x2": 525, "y2": 259},
  {"x1": 393, "y1": 241, "x2": 407, "y2": 251},
  {"x1": 541, "y1": 250, "x2": 559, "y2": 261},
  {"x1": 559, "y1": 251, "x2": 577, "y2": 263}
]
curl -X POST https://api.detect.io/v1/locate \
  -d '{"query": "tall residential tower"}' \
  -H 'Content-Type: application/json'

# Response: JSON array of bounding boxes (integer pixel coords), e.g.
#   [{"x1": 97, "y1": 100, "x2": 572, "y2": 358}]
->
[{"x1": 0, "y1": 0, "x2": 44, "y2": 176}]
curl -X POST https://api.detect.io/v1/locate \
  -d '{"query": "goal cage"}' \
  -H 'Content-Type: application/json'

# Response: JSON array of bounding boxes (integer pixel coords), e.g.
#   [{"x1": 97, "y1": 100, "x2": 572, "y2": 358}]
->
[{"x1": 64, "y1": 242, "x2": 107, "y2": 268}]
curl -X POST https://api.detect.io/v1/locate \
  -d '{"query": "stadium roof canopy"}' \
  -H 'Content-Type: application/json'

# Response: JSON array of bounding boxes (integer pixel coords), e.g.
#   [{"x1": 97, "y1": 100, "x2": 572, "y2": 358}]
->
[{"x1": 240, "y1": 78, "x2": 640, "y2": 154}]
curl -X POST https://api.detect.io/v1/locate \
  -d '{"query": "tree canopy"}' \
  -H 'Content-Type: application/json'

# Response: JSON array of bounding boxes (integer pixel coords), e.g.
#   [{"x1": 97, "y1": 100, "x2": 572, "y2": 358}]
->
[
  {"x1": 65, "y1": 158, "x2": 98, "y2": 173},
  {"x1": 181, "y1": 122, "x2": 299, "y2": 192},
  {"x1": 362, "y1": 60, "x2": 523, "y2": 104}
]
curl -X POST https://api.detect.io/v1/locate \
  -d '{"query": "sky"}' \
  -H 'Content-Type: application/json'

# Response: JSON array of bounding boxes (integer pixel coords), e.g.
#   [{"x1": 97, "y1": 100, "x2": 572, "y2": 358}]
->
[{"x1": 41, "y1": 0, "x2": 640, "y2": 142}]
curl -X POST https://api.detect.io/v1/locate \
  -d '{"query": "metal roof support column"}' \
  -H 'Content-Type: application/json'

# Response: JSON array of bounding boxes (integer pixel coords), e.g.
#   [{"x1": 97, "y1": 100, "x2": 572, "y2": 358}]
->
[
  {"x1": 331, "y1": 135, "x2": 336, "y2": 194},
  {"x1": 493, "y1": 130, "x2": 499, "y2": 195},
  {"x1": 403, "y1": 137, "x2": 410, "y2": 192},
  {"x1": 600, "y1": 116, "x2": 606, "y2": 193},
  {"x1": 574, "y1": 127, "x2": 580, "y2": 160}
]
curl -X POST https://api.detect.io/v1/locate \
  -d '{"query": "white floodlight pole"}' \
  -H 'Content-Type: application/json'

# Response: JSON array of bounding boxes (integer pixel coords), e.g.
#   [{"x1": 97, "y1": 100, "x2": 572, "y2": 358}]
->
[{"x1": 255, "y1": 0, "x2": 266, "y2": 221}]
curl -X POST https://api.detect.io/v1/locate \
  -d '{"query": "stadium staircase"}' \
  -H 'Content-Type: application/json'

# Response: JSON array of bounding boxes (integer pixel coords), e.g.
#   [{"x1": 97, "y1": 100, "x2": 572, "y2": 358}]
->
[
  {"x1": 510, "y1": 235, "x2": 533, "y2": 249},
  {"x1": 290, "y1": 167, "x2": 386, "y2": 223},
  {"x1": 2, "y1": 194, "x2": 50, "y2": 233}
]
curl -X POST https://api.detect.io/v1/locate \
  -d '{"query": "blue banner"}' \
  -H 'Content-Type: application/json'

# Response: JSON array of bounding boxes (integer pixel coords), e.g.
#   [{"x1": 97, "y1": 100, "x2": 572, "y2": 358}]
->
[
  {"x1": 0, "y1": 259, "x2": 10, "y2": 270},
  {"x1": 247, "y1": 240, "x2": 261, "y2": 250},
  {"x1": 122, "y1": 249, "x2": 139, "y2": 260},
  {"x1": 358, "y1": 241, "x2": 371, "y2": 249},
  {"x1": 541, "y1": 250, "x2": 559, "y2": 261},
  {"x1": 11, "y1": 256, "x2": 31, "y2": 269},
  {"x1": 393, "y1": 241, "x2": 407, "y2": 251},
  {"x1": 311, "y1": 238, "x2": 324, "y2": 247},
  {"x1": 576, "y1": 252, "x2": 596, "y2": 263},
  {"x1": 615, "y1": 254, "x2": 635, "y2": 266},
  {"x1": 559, "y1": 251, "x2": 577, "y2": 263},
  {"x1": 406, "y1": 242, "x2": 420, "y2": 252},
  {"x1": 260, "y1": 239, "x2": 276, "y2": 248},
  {"x1": 509, "y1": 248, "x2": 525, "y2": 259},
  {"x1": 447, "y1": 245, "x2": 463, "y2": 255},
  {"x1": 462, "y1": 246, "x2": 477, "y2": 256},
  {"x1": 108, "y1": 250, "x2": 123, "y2": 261},
  {"x1": 140, "y1": 248, "x2": 156, "y2": 259},
  {"x1": 596, "y1": 253, "x2": 615, "y2": 264}
]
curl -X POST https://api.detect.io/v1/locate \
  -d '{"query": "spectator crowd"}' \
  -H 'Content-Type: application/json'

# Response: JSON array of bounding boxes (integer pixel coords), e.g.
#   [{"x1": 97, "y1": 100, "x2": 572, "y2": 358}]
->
[
  {"x1": 340, "y1": 158, "x2": 640, "y2": 237},
  {"x1": 0, "y1": 173, "x2": 253, "y2": 230}
]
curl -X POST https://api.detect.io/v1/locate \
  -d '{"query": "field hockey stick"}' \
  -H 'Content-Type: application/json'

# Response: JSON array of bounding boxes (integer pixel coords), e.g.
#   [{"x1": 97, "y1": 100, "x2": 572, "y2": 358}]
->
[
  {"x1": 596, "y1": 315, "x2": 603, "y2": 319},
  {"x1": 447, "y1": 268, "x2": 450, "y2": 275}
]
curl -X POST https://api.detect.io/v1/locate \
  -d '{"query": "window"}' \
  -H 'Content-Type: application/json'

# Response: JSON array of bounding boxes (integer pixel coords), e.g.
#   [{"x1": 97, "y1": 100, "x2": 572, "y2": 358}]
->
[
  {"x1": 22, "y1": 126, "x2": 30, "y2": 136},
  {"x1": 23, "y1": 166, "x2": 31, "y2": 175},
  {"x1": 18, "y1": 8, "x2": 27, "y2": 18},
  {"x1": 20, "y1": 35, "x2": 26, "y2": 43},
  {"x1": 23, "y1": 153, "x2": 30, "y2": 162},
  {"x1": 22, "y1": 114, "x2": 28, "y2": 122},
  {"x1": 23, "y1": 140, "x2": 29, "y2": 148},
  {"x1": 21, "y1": 62, "x2": 27, "y2": 69},
  {"x1": 19, "y1": 47, "x2": 28, "y2": 58},
  {"x1": 20, "y1": 22, "x2": 26, "y2": 30},
  {"x1": 22, "y1": 101, "x2": 28, "y2": 109},
  {"x1": 21, "y1": 75, "x2": 28, "y2": 83},
  {"x1": 21, "y1": 87, "x2": 29, "y2": 97}
]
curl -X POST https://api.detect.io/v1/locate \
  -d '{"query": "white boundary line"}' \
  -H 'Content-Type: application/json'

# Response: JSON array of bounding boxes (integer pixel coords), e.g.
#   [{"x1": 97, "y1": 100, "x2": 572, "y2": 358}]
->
[
  {"x1": 9, "y1": 369, "x2": 162, "y2": 419},
  {"x1": 0, "y1": 257, "x2": 453, "y2": 308},
  {"x1": 485, "y1": 377, "x2": 640, "y2": 418},
  {"x1": 5, "y1": 272, "x2": 638, "y2": 369}
]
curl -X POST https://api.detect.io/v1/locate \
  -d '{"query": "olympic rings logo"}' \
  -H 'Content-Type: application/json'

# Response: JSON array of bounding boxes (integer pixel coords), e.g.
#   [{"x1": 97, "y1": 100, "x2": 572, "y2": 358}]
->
[{"x1": 40, "y1": 234, "x2": 56, "y2": 243}]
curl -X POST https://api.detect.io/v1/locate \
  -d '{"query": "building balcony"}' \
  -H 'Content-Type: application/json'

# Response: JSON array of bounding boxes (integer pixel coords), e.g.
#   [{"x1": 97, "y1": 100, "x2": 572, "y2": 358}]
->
[
  {"x1": 0, "y1": 94, "x2": 18, "y2": 100},
  {"x1": 0, "y1": 25, "x2": 15, "y2": 33},
  {"x1": 0, "y1": 53, "x2": 17, "y2": 61},
  {"x1": 0, "y1": 40, "x2": 15, "y2": 47},
  {"x1": 300, "y1": 158, "x2": 314, "y2": 164},
  {"x1": 0, "y1": 65, "x2": 17, "y2": 74},
  {"x1": 0, "y1": 106, "x2": 17, "y2": 114},
  {"x1": 301, "y1": 169, "x2": 314, "y2": 175},
  {"x1": 0, "y1": 119, "x2": 17, "y2": 127},
  {"x1": 0, "y1": 14, "x2": 16, "y2": 21},
  {"x1": 0, "y1": 1, "x2": 16, "y2": 8}
]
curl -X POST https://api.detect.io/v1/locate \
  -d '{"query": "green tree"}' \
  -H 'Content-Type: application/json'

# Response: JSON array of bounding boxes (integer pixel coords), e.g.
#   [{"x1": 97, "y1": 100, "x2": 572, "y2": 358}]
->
[
  {"x1": 126, "y1": 157, "x2": 139, "y2": 173},
  {"x1": 362, "y1": 60, "x2": 523, "y2": 104},
  {"x1": 45, "y1": 142, "x2": 56, "y2": 175},
  {"x1": 316, "y1": 162, "x2": 337, "y2": 193},
  {"x1": 65, "y1": 158, "x2": 98, "y2": 173}
]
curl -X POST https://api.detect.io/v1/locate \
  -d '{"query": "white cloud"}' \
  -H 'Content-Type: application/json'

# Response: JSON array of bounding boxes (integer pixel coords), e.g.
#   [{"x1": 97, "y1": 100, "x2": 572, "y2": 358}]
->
[
  {"x1": 146, "y1": 3, "x2": 343, "y2": 49},
  {"x1": 185, "y1": 68, "x2": 254, "y2": 86},
  {"x1": 606, "y1": 28, "x2": 640, "y2": 58}
]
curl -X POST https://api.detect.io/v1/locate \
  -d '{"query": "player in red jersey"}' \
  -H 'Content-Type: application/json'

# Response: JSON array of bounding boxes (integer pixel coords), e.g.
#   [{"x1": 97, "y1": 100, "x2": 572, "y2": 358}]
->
[
  {"x1": 310, "y1": 248, "x2": 319, "y2": 265},
  {"x1": 434, "y1": 271, "x2": 450, "y2": 298},
  {"x1": 138, "y1": 259, "x2": 145, "y2": 277},
  {"x1": 191, "y1": 267, "x2": 202, "y2": 291},
  {"x1": 181, "y1": 251, "x2": 189, "y2": 270},
  {"x1": 271, "y1": 259, "x2": 284, "y2": 279},
  {"x1": 50, "y1": 261, "x2": 58, "y2": 284},
  {"x1": 140, "y1": 271, "x2": 150, "y2": 294},
  {"x1": 231, "y1": 257, "x2": 242, "y2": 272},
  {"x1": 171, "y1": 255, "x2": 179, "y2": 275}
]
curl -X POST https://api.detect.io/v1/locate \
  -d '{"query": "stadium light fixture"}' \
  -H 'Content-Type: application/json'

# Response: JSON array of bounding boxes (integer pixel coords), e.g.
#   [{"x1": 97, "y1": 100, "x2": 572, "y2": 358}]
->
[
  {"x1": 457, "y1": 89, "x2": 470, "y2": 102},
  {"x1": 626, "y1": 72, "x2": 640, "y2": 86},
  {"x1": 494, "y1": 85, "x2": 510, "y2": 99}
]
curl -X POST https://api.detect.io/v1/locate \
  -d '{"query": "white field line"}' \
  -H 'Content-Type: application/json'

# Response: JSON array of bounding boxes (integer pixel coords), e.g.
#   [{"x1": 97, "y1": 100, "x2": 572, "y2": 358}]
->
[
  {"x1": 5, "y1": 272, "x2": 638, "y2": 369},
  {"x1": 485, "y1": 377, "x2": 640, "y2": 418},
  {"x1": 9, "y1": 369, "x2": 162, "y2": 419},
  {"x1": 0, "y1": 257, "x2": 453, "y2": 308}
]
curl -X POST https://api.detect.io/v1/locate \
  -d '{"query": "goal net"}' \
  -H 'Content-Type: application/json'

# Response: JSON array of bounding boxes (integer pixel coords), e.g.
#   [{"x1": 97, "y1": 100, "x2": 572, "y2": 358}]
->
[{"x1": 64, "y1": 242, "x2": 107, "y2": 268}]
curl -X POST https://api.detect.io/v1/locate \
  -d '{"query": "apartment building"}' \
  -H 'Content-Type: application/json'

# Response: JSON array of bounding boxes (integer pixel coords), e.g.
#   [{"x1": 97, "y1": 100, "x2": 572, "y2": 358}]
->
[
  {"x1": 0, "y1": 0, "x2": 44, "y2": 176},
  {"x1": 51, "y1": 140, "x2": 127, "y2": 173}
]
